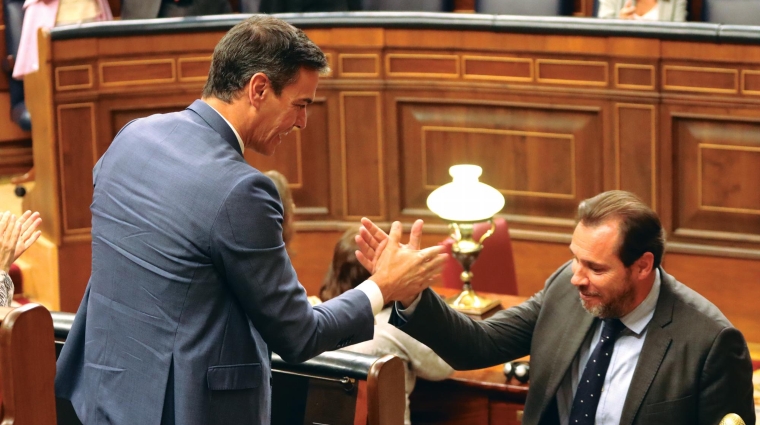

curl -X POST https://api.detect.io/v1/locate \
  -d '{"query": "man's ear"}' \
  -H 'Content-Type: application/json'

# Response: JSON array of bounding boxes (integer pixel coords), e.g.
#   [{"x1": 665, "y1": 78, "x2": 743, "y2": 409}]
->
[
  {"x1": 247, "y1": 73, "x2": 270, "y2": 108},
  {"x1": 634, "y1": 252, "x2": 654, "y2": 279}
]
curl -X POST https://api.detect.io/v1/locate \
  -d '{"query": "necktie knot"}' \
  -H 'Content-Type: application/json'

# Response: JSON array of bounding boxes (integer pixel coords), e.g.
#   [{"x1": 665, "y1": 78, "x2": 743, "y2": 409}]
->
[{"x1": 601, "y1": 318, "x2": 625, "y2": 342}]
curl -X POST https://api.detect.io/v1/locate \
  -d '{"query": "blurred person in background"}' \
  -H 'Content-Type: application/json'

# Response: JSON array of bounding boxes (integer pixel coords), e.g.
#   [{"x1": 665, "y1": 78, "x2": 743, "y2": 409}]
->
[{"x1": 320, "y1": 229, "x2": 454, "y2": 425}]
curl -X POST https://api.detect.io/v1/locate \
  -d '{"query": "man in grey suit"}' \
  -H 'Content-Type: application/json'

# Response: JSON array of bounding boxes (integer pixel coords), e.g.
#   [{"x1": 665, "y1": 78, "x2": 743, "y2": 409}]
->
[
  {"x1": 358, "y1": 190, "x2": 755, "y2": 425},
  {"x1": 55, "y1": 15, "x2": 445, "y2": 425}
]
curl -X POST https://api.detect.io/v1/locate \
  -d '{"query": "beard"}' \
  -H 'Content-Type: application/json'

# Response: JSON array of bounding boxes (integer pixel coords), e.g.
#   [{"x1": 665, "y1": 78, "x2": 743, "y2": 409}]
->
[{"x1": 579, "y1": 270, "x2": 637, "y2": 319}]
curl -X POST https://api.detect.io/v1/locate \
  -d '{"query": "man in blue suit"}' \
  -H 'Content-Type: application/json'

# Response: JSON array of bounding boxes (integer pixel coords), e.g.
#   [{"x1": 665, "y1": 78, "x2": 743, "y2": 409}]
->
[{"x1": 55, "y1": 15, "x2": 446, "y2": 425}]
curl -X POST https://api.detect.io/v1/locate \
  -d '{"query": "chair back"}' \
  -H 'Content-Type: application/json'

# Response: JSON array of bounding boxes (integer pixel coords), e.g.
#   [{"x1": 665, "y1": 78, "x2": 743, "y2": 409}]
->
[
  {"x1": 702, "y1": 0, "x2": 760, "y2": 25},
  {"x1": 441, "y1": 217, "x2": 518, "y2": 295},
  {"x1": 476, "y1": 0, "x2": 573, "y2": 15},
  {"x1": 0, "y1": 304, "x2": 57, "y2": 425}
]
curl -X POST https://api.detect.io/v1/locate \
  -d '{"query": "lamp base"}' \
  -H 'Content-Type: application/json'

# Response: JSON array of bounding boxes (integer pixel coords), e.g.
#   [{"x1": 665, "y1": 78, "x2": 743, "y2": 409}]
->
[{"x1": 445, "y1": 289, "x2": 501, "y2": 316}]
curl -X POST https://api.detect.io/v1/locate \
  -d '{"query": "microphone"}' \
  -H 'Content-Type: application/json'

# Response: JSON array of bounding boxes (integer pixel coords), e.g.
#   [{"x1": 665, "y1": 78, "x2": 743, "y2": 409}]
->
[
  {"x1": 503, "y1": 361, "x2": 530, "y2": 383},
  {"x1": 719, "y1": 413, "x2": 746, "y2": 425}
]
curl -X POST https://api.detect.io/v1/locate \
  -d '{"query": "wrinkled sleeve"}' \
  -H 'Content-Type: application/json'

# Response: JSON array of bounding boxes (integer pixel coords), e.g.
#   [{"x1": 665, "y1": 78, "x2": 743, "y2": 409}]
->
[{"x1": 209, "y1": 173, "x2": 374, "y2": 363}]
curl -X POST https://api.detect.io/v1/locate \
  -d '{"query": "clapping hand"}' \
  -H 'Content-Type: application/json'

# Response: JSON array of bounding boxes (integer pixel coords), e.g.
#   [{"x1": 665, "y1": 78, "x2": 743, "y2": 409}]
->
[{"x1": 356, "y1": 218, "x2": 447, "y2": 307}]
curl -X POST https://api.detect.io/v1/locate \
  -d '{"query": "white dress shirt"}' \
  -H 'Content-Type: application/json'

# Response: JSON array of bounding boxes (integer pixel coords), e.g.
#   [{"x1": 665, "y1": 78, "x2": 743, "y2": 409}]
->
[
  {"x1": 204, "y1": 100, "x2": 384, "y2": 316},
  {"x1": 557, "y1": 270, "x2": 661, "y2": 425}
]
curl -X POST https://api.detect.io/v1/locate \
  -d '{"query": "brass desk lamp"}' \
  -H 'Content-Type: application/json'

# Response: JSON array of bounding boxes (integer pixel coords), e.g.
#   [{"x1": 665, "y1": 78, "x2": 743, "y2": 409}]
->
[{"x1": 427, "y1": 164, "x2": 505, "y2": 315}]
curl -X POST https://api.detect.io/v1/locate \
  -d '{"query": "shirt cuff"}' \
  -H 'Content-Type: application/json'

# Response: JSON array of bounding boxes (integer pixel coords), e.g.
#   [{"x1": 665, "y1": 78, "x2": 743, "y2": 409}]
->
[
  {"x1": 394, "y1": 292, "x2": 423, "y2": 320},
  {"x1": 356, "y1": 279, "x2": 384, "y2": 316}
]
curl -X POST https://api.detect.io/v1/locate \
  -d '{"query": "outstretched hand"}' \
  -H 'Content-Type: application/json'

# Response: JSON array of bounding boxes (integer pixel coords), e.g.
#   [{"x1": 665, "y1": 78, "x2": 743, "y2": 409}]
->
[
  {"x1": 359, "y1": 220, "x2": 447, "y2": 306},
  {"x1": 0, "y1": 212, "x2": 22, "y2": 273},
  {"x1": 14, "y1": 210, "x2": 41, "y2": 262},
  {"x1": 355, "y1": 218, "x2": 424, "y2": 273}
]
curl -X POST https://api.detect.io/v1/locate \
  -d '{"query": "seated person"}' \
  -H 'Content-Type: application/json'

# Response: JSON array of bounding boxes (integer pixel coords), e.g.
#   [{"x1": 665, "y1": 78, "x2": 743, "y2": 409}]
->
[
  {"x1": 264, "y1": 170, "x2": 295, "y2": 251},
  {"x1": 598, "y1": 0, "x2": 687, "y2": 21},
  {"x1": 319, "y1": 229, "x2": 453, "y2": 425},
  {"x1": 13, "y1": 0, "x2": 112, "y2": 79},
  {"x1": 0, "y1": 210, "x2": 41, "y2": 306}
]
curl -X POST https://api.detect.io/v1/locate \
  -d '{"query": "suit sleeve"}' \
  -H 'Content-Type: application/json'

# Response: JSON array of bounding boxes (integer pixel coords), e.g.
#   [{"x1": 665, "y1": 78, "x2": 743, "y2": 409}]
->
[
  {"x1": 389, "y1": 284, "x2": 546, "y2": 370},
  {"x1": 698, "y1": 327, "x2": 756, "y2": 425},
  {"x1": 209, "y1": 173, "x2": 374, "y2": 363}
]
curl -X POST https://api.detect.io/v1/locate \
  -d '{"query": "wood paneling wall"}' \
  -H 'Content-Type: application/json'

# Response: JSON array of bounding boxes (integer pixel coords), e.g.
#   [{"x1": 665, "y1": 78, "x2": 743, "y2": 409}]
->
[{"x1": 21, "y1": 24, "x2": 760, "y2": 343}]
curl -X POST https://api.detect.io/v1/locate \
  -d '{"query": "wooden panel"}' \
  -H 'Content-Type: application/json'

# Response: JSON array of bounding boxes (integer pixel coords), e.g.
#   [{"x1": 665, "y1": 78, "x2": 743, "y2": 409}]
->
[
  {"x1": 55, "y1": 65, "x2": 93, "y2": 91},
  {"x1": 57, "y1": 104, "x2": 96, "y2": 234},
  {"x1": 178, "y1": 57, "x2": 211, "y2": 82},
  {"x1": 397, "y1": 100, "x2": 603, "y2": 223},
  {"x1": 100, "y1": 59, "x2": 176, "y2": 86},
  {"x1": 673, "y1": 115, "x2": 760, "y2": 240},
  {"x1": 339, "y1": 54, "x2": 380, "y2": 78},
  {"x1": 421, "y1": 126, "x2": 575, "y2": 199},
  {"x1": 246, "y1": 99, "x2": 331, "y2": 217},
  {"x1": 386, "y1": 54, "x2": 459, "y2": 78},
  {"x1": 616, "y1": 104, "x2": 656, "y2": 208},
  {"x1": 741, "y1": 70, "x2": 760, "y2": 95},
  {"x1": 699, "y1": 145, "x2": 760, "y2": 214},
  {"x1": 663, "y1": 65, "x2": 738, "y2": 94},
  {"x1": 536, "y1": 59, "x2": 608, "y2": 86},
  {"x1": 615, "y1": 63, "x2": 655, "y2": 90},
  {"x1": 341, "y1": 92, "x2": 384, "y2": 219},
  {"x1": 462, "y1": 56, "x2": 533, "y2": 82}
]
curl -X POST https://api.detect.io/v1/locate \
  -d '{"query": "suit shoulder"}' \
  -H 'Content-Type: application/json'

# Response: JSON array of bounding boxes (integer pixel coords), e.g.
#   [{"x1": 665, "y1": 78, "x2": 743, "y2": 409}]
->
[{"x1": 665, "y1": 273, "x2": 733, "y2": 331}]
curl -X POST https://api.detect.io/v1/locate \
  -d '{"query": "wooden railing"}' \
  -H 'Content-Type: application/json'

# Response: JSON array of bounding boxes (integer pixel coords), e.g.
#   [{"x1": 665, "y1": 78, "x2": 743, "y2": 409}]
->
[
  {"x1": 51, "y1": 311, "x2": 405, "y2": 425},
  {"x1": 0, "y1": 304, "x2": 57, "y2": 425}
]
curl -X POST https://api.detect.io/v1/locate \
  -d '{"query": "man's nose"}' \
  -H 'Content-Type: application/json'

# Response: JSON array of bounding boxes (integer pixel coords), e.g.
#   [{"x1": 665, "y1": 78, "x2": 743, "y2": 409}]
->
[
  {"x1": 570, "y1": 264, "x2": 586, "y2": 287},
  {"x1": 295, "y1": 108, "x2": 307, "y2": 129}
]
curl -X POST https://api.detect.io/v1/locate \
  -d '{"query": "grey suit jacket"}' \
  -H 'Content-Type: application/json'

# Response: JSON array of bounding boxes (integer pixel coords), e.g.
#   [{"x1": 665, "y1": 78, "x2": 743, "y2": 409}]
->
[
  {"x1": 55, "y1": 100, "x2": 374, "y2": 425},
  {"x1": 597, "y1": 0, "x2": 687, "y2": 21},
  {"x1": 391, "y1": 262, "x2": 755, "y2": 425}
]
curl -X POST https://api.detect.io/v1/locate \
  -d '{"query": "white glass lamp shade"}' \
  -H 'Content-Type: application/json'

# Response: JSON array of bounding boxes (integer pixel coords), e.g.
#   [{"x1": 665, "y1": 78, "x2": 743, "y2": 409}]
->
[{"x1": 426, "y1": 164, "x2": 505, "y2": 222}]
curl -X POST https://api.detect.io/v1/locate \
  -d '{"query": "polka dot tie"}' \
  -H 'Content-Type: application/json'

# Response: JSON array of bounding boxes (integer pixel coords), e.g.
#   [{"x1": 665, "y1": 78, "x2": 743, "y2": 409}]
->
[{"x1": 568, "y1": 318, "x2": 626, "y2": 424}]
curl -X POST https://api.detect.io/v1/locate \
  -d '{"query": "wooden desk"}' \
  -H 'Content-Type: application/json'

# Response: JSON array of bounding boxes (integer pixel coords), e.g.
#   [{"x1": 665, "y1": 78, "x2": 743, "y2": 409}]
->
[{"x1": 410, "y1": 287, "x2": 529, "y2": 425}]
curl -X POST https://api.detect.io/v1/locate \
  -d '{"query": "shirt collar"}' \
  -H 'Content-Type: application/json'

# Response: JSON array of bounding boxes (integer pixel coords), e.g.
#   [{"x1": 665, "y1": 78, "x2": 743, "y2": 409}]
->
[
  {"x1": 620, "y1": 269, "x2": 660, "y2": 335},
  {"x1": 203, "y1": 101, "x2": 245, "y2": 154}
]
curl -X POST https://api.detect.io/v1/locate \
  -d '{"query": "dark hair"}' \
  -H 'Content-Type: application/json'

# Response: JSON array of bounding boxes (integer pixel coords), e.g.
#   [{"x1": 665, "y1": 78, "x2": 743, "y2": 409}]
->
[
  {"x1": 576, "y1": 190, "x2": 666, "y2": 268},
  {"x1": 319, "y1": 229, "x2": 371, "y2": 302},
  {"x1": 263, "y1": 170, "x2": 295, "y2": 249},
  {"x1": 202, "y1": 15, "x2": 329, "y2": 101}
]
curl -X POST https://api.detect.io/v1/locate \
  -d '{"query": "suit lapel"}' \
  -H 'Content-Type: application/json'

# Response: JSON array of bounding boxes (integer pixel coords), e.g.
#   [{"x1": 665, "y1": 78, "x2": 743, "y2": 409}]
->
[
  {"x1": 539, "y1": 293, "x2": 596, "y2": 418},
  {"x1": 186, "y1": 99, "x2": 243, "y2": 157},
  {"x1": 619, "y1": 268, "x2": 675, "y2": 425}
]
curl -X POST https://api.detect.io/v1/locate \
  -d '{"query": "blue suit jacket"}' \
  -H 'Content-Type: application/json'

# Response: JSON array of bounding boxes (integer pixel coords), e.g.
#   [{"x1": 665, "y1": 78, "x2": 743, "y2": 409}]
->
[{"x1": 55, "y1": 100, "x2": 374, "y2": 425}]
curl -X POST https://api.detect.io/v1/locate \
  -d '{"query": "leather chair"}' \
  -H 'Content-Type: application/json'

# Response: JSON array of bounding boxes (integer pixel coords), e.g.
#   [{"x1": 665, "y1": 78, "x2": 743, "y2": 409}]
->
[
  {"x1": 361, "y1": 0, "x2": 453, "y2": 12},
  {"x1": 702, "y1": 0, "x2": 760, "y2": 25},
  {"x1": 2, "y1": 0, "x2": 31, "y2": 131},
  {"x1": 476, "y1": 0, "x2": 573, "y2": 15},
  {"x1": 441, "y1": 217, "x2": 518, "y2": 295}
]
